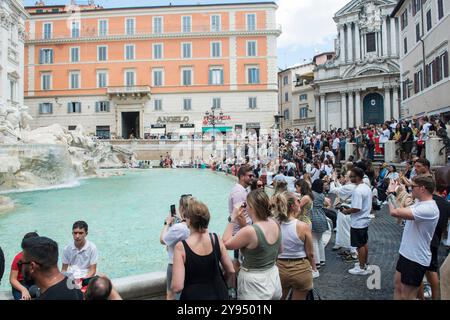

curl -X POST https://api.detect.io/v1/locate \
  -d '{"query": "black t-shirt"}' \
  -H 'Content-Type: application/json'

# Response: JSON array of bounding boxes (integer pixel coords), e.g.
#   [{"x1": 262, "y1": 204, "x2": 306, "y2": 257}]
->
[
  {"x1": 0, "y1": 246, "x2": 5, "y2": 284},
  {"x1": 401, "y1": 127, "x2": 414, "y2": 142},
  {"x1": 431, "y1": 195, "x2": 450, "y2": 249},
  {"x1": 38, "y1": 277, "x2": 83, "y2": 300}
]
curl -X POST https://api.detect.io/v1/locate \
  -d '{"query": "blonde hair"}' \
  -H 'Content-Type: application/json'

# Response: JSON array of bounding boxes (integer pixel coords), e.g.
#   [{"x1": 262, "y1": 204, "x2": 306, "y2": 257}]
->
[
  {"x1": 270, "y1": 192, "x2": 296, "y2": 223},
  {"x1": 246, "y1": 189, "x2": 272, "y2": 221},
  {"x1": 186, "y1": 198, "x2": 210, "y2": 233},
  {"x1": 274, "y1": 180, "x2": 288, "y2": 195},
  {"x1": 179, "y1": 195, "x2": 192, "y2": 218}
]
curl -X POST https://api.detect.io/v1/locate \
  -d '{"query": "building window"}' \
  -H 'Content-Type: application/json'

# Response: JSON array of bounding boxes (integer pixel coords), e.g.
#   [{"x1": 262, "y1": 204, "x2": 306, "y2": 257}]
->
[
  {"x1": 71, "y1": 21, "x2": 80, "y2": 38},
  {"x1": 284, "y1": 109, "x2": 289, "y2": 120},
  {"x1": 70, "y1": 47, "x2": 79, "y2": 63},
  {"x1": 68, "y1": 126, "x2": 77, "y2": 131},
  {"x1": 39, "y1": 103, "x2": 53, "y2": 114},
  {"x1": 248, "y1": 97, "x2": 257, "y2": 109},
  {"x1": 41, "y1": 73, "x2": 51, "y2": 90},
  {"x1": 247, "y1": 40, "x2": 257, "y2": 57},
  {"x1": 96, "y1": 126, "x2": 110, "y2": 139},
  {"x1": 212, "y1": 97, "x2": 221, "y2": 109},
  {"x1": 442, "y1": 51, "x2": 449, "y2": 78},
  {"x1": 248, "y1": 67, "x2": 260, "y2": 84},
  {"x1": 412, "y1": 0, "x2": 421, "y2": 16},
  {"x1": 126, "y1": 18, "x2": 135, "y2": 35},
  {"x1": 98, "y1": 46, "x2": 107, "y2": 61},
  {"x1": 39, "y1": 48, "x2": 53, "y2": 64},
  {"x1": 366, "y1": 33, "x2": 376, "y2": 52},
  {"x1": 416, "y1": 23, "x2": 421, "y2": 42},
  {"x1": 283, "y1": 75, "x2": 288, "y2": 86},
  {"x1": 404, "y1": 37, "x2": 408, "y2": 54},
  {"x1": 426, "y1": 9, "x2": 432, "y2": 31},
  {"x1": 425, "y1": 62, "x2": 434, "y2": 87},
  {"x1": 414, "y1": 69, "x2": 423, "y2": 93},
  {"x1": 95, "y1": 101, "x2": 110, "y2": 112},
  {"x1": 8, "y1": 78, "x2": 17, "y2": 102},
  {"x1": 125, "y1": 71, "x2": 135, "y2": 86},
  {"x1": 401, "y1": 9, "x2": 408, "y2": 30},
  {"x1": 182, "y1": 43, "x2": 192, "y2": 59},
  {"x1": 300, "y1": 94, "x2": 308, "y2": 101},
  {"x1": 182, "y1": 69, "x2": 192, "y2": 86},
  {"x1": 300, "y1": 107, "x2": 308, "y2": 119},
  {"x1": 211, "y1": 42, "x2": 222, "y2": 58},
  {"x1": 182, "y1": 16, "x2": 191, "y2": 33},
  {"x1": 154, "y1": 99, "x2": 162, "y2": 111},
  {"x1": 125, "y1": 44, "x2": 135, "y2": 60},
  {"x1": 97, "y1": 71, "x2": 108, "y2": 88},
  {"x1": 285, "y1": 92, "x2": 289, "y2": 102},
  {"x1": 183, "y1": 98, "x2": 192, "y2": 111},
  {"x1": 69, "y1": 72, "x2": 80, "y2": 89},
  {"x1": 438, "y1": 0, "x2": 444, "y2": 20},
  {"x1": 153, "y1": 44, "x2": 163, "y2": 59},
  {"x1": 247, "y1": 13, "x2": 256, "y2": 31},
  {"x1": 153, "y1": 17, "x2": 163, "y2": 34},
  {"x1": 209, "y1": 68, "x2": 224, "y2": 85},
  {"x1": 98, "y1": 19, "x2": 108, "y2": 36},
  {"x1": 211, "y1": 15, "x2": 221, "y2": 32},
  {"x1": 43, "y1": 22, "x2": 52, "y2": 39},
  {"x1": 67, "y1": 102, "x2": 81, "y2": 113},
  {"x1": 153, "y1": 69, "x2": 163, "y2": 86}
]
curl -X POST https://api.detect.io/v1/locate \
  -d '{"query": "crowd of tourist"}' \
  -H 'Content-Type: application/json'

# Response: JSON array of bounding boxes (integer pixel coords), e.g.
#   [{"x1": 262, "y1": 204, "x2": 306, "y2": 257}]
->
[{"x1": 0, "y1": 116, "x2": 449, "y2": 301}]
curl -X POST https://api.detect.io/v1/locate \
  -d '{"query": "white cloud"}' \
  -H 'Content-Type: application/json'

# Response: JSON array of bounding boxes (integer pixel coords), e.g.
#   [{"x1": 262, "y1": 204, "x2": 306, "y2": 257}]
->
[{"x1": 276, "y1": 0, "x2": 349, "y2": 49}]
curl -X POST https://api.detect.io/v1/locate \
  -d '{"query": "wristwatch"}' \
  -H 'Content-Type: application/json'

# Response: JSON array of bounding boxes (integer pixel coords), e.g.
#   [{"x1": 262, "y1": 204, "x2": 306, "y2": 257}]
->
[
  {"x1": 228, "y1": 216, "x2": 232, "y2": 223},
  {"x1": 164, "y1": 221, "x2": 168, "y2": 226}
]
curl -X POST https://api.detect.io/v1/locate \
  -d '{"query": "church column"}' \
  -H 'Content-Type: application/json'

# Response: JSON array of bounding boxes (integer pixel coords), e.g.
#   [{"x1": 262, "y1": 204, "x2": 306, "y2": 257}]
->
[
  {"x1": 348, "y1": 91, "x2": 355, "y2": 128},
  {"x1": 320, "y1": 94, "x2": 326, "y2": 131},
  {"x1": 347, "y1": 23, "x2": 353, "y2": 62},
  {"x1": 314, "y1": 95, "x2": 320, "y2": 131},
  {"x1": 390, "y1": 18, "x2": 398, "y2": 56},
  {"x1": 382, "y1": 16, "x2": 388, "y2": 56},
  {"x1": 339, "y1": 25, "x2": 345, "y2": 64},
  {"x1": 341, "y1": 92, "x2": 347, "y2": 129},
  {"x1": 361, "y1": 33, "x2": 366, "y2": 59},
  {"x1": 392, "y1": 86, "x2": 400, "y2": 120},
  {"x1": 384, "y1": 87, "x2": 392, "y2": 122},
  {"x1": 355, "y1": 23, "x2": 360, "y2": 61},
  {"x1": 355, "y1": 90, "x2": 362, "y2": 127}
]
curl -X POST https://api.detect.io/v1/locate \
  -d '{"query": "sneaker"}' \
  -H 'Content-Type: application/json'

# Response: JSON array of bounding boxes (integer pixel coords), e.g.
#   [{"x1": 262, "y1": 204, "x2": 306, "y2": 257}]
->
[
  {"x1": 312, "y1": 270, "x2": 320, "y2": 279},
  {"x1": 332, "y1": 245, "x2": 342, "y2": 251},
  {"x1": 338, "y1": 250, "x2": 351, "y2": 256},
  {"x1": 320, "y1": 261, "x2": 326, "y2": 267},
  {"x1": 342, "y1": 254, "x2": 359, "y2": 262},
  {"x1": 423, "y1": 283, "x2": 432, "y2": 300},
  {"x1": 370, "y1": 214, "x2": 375, "y2": 219},
  {"x1": 348, "y1": 265, "x2": 369, "y2": 275}
]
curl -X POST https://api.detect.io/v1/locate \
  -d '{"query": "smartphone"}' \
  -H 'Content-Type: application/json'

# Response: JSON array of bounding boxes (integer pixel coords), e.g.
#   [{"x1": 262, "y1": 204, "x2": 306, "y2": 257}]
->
[
  {"x1": 170, "y1": 204, "x2": 176, "y2": 217},
  {"x1": 241, "y1": 202, "x2": 247, "y2": 208}
]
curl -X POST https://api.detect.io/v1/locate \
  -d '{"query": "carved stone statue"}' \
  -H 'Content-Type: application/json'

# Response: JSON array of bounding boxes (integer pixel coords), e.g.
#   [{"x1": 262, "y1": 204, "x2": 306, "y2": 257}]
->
[{"x1": 360, "y1": 1, "x2": 382, "y2": 32}]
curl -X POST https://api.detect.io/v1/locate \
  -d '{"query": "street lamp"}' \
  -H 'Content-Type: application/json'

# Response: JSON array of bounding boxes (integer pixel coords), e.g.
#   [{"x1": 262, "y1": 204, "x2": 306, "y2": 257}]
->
[{"x1": 205, "y1": 108, "x2": 223, "y2": 147}]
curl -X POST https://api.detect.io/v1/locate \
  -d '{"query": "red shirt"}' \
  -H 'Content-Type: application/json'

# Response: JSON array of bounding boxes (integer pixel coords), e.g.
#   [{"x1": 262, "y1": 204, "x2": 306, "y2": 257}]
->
[{"x1": 11, "y1": 252, "x2": 24, "y2": 282}]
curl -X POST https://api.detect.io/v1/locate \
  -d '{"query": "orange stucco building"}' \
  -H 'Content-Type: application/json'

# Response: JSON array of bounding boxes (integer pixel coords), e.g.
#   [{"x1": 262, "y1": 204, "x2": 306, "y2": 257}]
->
[{"x1": 24, "y1": 2, "x2": 280, "y2": 139}]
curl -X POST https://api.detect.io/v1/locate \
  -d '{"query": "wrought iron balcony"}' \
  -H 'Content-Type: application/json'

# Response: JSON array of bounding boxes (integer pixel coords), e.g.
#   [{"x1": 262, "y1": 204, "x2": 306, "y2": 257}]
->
[{"x1": 107, "y1": 86, "x2": 151, "y2": 99}]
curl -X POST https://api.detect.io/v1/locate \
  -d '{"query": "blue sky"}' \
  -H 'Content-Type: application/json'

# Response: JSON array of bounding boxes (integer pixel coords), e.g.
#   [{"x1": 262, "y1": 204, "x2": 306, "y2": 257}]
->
[{"x1": 24, "y1": 0, "x2": 350, "y2": 69}]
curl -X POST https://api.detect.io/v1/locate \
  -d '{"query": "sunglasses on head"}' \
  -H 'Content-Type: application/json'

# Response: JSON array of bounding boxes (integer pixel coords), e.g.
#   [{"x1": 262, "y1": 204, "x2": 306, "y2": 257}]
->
[{"x1": 181, "y1": 194, "x2": 192, "y2": 198}]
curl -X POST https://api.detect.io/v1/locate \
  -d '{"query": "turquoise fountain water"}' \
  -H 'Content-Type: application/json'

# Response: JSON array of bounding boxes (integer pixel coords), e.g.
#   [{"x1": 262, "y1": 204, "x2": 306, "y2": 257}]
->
[{"x1": 0, "y1": 169, "x2": 235, "y2": 291}]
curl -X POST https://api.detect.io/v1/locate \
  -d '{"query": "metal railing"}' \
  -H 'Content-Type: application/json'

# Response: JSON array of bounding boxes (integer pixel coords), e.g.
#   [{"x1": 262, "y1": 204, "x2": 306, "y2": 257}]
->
[{"x1": 107, "y1": 86, "x2": 151, "y2": 95}]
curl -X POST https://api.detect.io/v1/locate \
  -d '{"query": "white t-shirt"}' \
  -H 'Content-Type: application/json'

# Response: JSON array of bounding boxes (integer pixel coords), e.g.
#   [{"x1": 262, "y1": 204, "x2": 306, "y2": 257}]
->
[
  {"x1": 285, "y1": 176, "x2": 297, "y2": 192},
  {"x1": 379, "y1": 129, "x2": 391, "y2": 144},
  {"x1": 421, "y1": 122, "x2": 432, "y2": 141},
  {"x1": 62, "y1": 240, "x2": 98, "y2": 279},
  {"x1": 163, "y1": 222, "x2": 190, "y2": 264},
  {"x1": 350, "y1": 183, "x2": 372, "y2": 228},
  {"x1": 399, "y1": 200, "x2": 439, "y2": 266},
  {"x1": 332, "y1": 138, "x2": 340, "y2": 150}
]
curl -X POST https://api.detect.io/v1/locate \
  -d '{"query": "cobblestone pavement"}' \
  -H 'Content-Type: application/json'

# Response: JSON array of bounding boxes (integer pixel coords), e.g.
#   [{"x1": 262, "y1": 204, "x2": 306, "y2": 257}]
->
[{"x1": 313, "y1": 206, "x2": 449, "y2": 300}]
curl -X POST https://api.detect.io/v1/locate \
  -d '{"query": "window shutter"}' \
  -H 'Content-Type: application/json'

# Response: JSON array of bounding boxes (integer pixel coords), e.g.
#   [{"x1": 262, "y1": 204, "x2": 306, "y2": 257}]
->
[
  {"x1": 39, "y1": 50, "x2": 43, "y2": 64},
  {"x1": 208, "y1": 70, "x2": 212, "y2": 85},
  {"x1": 106, "y1": 101, "x2": 110, "y2": 112},
  {"x1": 95, "y1": 102, "x2": 99, "y2": 113},
  {"x1": 414, "y1": 73, "x2": 419, "y2": 93},
  {"x1": 444, "y1": 52, "x2": 449, "y2": 78},
  {"x1": 220, "y1": 70, "x2": 224, "y2": 85},
  {"x1": 77, "y1": 102, "x2": 81, "y2": 113},
  {"x1": 39, "y1": 103, "x2": 43, "y2": 114},
  {"x1": 50, "y1": 49, "x2": 54, "y2": 63},
  {"x1": 67, "y1": 102, "x2": 71, "y2": 113},
  {"x1": 49, "y1": 104, "x2": 53, "y2": 114}
]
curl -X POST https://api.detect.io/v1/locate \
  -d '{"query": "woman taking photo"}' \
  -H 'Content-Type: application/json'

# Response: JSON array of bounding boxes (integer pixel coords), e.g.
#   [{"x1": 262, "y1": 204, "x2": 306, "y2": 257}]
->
[
  {"x1": 172, "y1": 198, "x2": 234, "y2": 300},
  {"x1": 223, "y1": 189, "x2": 282, "y2": 300},
  {"x1": 272, "y1": 192, "x2": 317, "y2": 299},
  {"x1": 160, "y1": 195, "x2": 191, "y2": 300}
]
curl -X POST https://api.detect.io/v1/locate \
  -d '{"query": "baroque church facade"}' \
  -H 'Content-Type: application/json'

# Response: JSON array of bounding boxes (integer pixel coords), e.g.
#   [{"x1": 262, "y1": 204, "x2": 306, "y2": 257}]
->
[{"x1": 313, "y1": 0, "x2": 400, "y2": 131}]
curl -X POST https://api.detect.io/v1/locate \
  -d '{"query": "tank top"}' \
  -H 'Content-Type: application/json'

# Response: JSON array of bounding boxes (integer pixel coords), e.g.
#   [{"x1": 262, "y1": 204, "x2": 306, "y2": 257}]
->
[
  {"x1": 278, "y1": 220, "x2": 307, "y2": 259},
  {"x1": 299, "y1": 199, "x2": 312, "y2": 226},
  {"x1": 241, "y1": 223, "x2": 282, "y2": 270},
  {"x1": 180, "y1": 234, "x2": 227, "y2": 300}
]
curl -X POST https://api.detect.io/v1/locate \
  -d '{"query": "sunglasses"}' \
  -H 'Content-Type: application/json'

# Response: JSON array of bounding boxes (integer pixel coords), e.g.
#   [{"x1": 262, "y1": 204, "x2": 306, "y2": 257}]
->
[
  {"x1": 181, "y1": 194, "x2": 192, "y2": 198},
  {"x1": 18, "y1": 260, "x2": 42, "y2": 269}
]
